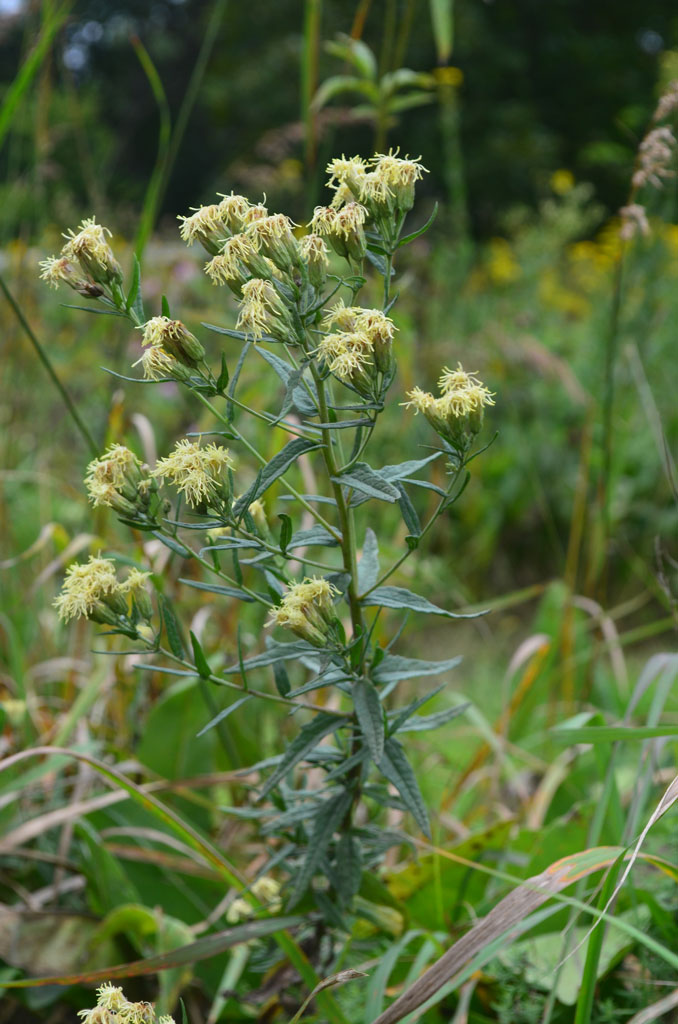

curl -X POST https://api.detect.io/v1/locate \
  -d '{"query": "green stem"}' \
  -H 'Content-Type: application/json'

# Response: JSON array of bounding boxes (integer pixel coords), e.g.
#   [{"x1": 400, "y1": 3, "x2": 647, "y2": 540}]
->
[{"x1": 1, "y1": 273, "x2": 99, "y2": 456}]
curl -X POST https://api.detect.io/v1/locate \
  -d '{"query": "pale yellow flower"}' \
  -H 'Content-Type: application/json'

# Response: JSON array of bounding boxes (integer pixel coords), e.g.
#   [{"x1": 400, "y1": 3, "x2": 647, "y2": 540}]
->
[
  {"x1": 54, "y1": 556, "x2": 120, "y2": 622},
  {"x1": 269, "y1": 577, "x2": 340, "y2": 647},
  {"x1": 151, "y1": 439, "x2": 234, "y2": 507},
  {"x1": 236, "y1": 278, "x2": 293, "y2": 341},
  {"x1": 62, "y1": 217, "x2": 122, "y2": 285}
]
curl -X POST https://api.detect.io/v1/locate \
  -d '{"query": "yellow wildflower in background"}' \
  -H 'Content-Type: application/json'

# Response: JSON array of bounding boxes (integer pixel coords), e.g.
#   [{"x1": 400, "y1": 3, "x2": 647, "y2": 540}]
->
[{"x1": 550, "y1": 169, "x2": 575, "y2": 195}]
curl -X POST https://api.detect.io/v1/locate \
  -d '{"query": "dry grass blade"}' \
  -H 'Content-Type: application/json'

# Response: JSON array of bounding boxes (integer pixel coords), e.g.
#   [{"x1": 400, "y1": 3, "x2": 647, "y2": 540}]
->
[
  {"x1": 626, "y1": 986, "x2": 678, "y2": 1024},
  {"x1": 369, "y1": 846, "x2": 641, "y2": 1024}
]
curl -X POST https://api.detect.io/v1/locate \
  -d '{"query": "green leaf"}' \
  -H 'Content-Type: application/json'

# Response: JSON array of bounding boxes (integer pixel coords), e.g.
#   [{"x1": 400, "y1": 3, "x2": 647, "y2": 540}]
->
[
  {"x1": 260, "y1": 713, "x2": 350, "y2": 798},
  {"x1": 196, "y1": 694, "x2": 251, "y2": 738},
  {"x1": 161, "y1": 294, "x2": 171, "y2": 318},
  {"x1": 289, "y1": 789, "x2": 353, "y2": 906},
  {"x1": 350, "y1": 454, "x2": 440, "y2": 508},
  {"x1": 159, "y1": 595, "x2": 185, "y2": 657},
  {"x1": 396, "y1": 704, "x2": 469, "y2": 733},
  {"x1": 553, "y1": 725, "x2": 678, "y2": 743},
  {"x1": 278, "y1": 513, "x2": 292, "y2": 554},
  {"x1": 398, "y1": 202, "x2": 440, "y2": 247},
  {"x1": 180, "y1": 999, "x2": 189, "y2": 1024},
  {"x1": 256, "y1": 346, "x2": 318, "y2": 416},
  {"x1": 335, "y1": 463, "x2": 400, "y2": 504},
  {"x1": 326, "y1": 35, "x2": 378, "y2": 79},
  {"x1": 362, "y1": 586, "x2": 482, "y2": 619},
  {"x1": 396, "y1": 484, "x2": 421, "y2": 539},
  {"x1": 312, "y1": 74, "x2": 378, "y2": 110},
  {"x1": 379, "y1": 738, "x2": 430, "y2": 837},
  {"x1": 179, "y1": 578, "x2": 256, "y2": 603},
  {"x1": 223, "y1": 639, "x2": 316, "y2": 674},
  {"x1": 365, "y1": 249, "x2": 391, "y2": 277},
  {"x1": 273, "y1": 661, "x2": 291, "y2": 697},
  {"x1": 126, "y1": 254, "x2": 141, "y2": 313},
  {"x1": 357, "y1": 528, "x2": 380, "y2": 593},
  {"x1": 373, "y1": 654, "x2": 462, "y2": 684},
  {"x1": 216, "y1": 352, "x2": 229, "y2": 392},
  {"x1": 190, "y1": 631, "x2": 212, "y2": 679},
  {"x1": 234, "y1": 438, "x2": 324, "y2": 517},
  {"x1": 335, "y1": 834, "x2": 363, "y2": 906},
  {"x1": 287, "y1": 525, "x2": 340, "y2": 550},
  {"x1": 429, "y1": 0, "x2": 454, "y2": 62},
  {"x1": 353, "y1": 678, "x2": 385, "y2": 763}
]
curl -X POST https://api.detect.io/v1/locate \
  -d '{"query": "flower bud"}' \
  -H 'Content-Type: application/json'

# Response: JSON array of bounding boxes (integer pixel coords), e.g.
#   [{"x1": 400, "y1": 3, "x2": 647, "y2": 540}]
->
[{"x1": 299, "y1": 234, "x2": 329, "y2": 289}]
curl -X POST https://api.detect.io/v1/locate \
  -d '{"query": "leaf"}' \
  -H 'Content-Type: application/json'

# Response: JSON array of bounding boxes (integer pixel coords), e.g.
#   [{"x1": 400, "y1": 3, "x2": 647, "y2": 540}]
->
[
  {"x1": 233, "y1": 438, "x2": 324, "y2": 517},
  {"x1": 373, "y1": 654, "x2": 462, "y2": 684},
  {"x1": 216, "y1": 352, "x2": 229, "y2": 392},
  {"x1": 161, "y1": 294, "x2": 171, "y2": 318},
  {"x1": 196, "y1": 695, "x2": 252, "y2": 738},
  {"x1": 0, "y1": 915, "x2": 304, "y2": 988},
  {"x1": 350, "y1": 454, "x2": 441, "y2": 508},
  {"x1": 335, "y1": 463, "x2": 400, "y2": 504},
  {"x1": 396, "y1": 704, "x2": 469, "y2": 733},
  {"x1": 397, "y1": 202, "x2": 440, "y2": 248},
  {"x1": 289, "y1": 789, "x2": 353, "y2": 905},
  {"x1": 396, "y1": 484, "x2": 421, "y2": 539},
  {"x1": 287, "y1": 525, "x2": 340, "y2": 550},
  {"x1": 179, "y1": 578, "x2": 255, "y2": 603},
  {"x1": 256, "y1": 345, "x2": 318, "y2": 416},
  {"x1": 125, "y1": 254, "x2": 141, "y2": 313},
  {"x1": 353, "y1": 678, "x2": 385, "y2": 763},
  {"x1": 260, "y1": 714, "x2": 350, "y2": 797},
  {"x1": 278, "y1": 513, "x2": 292, "y2": 554},
  {"x1": 362, "y1": 586, "x2": 482, "y2": 618},
  {"x1": 335, "y1": 834, "x2": 363, "y2": 906},
  {"x1": 190, "y1": 631, "x2": 211, "y2": 679},
  {"x1": 357, "y1": 528, "x2": 380, "y2": 593},
  {"x1": 429, "y1": 0, "x2": 454, "y2": 62},
  {"x1": 326, "y1": 35, "x2": 378, "y2": 79},
  {"x1": 223, "y1": 639, "x2": 316, "y2": 674},
  {"x1": 312, "y1": 74, "x2": 378, "y2": 110},
  {"x1": 365, "y1": 249, "x2": 392, "y2": 277},
  {"x1": 159, "y1": 595, "x2": 185, "y2": 657},
  {"x1": 553, "y1": 725, "x2": 678, "y2": 743},
  {"x1": 273, "y1": 661, "x2": 291, "y2": 697},
  {"x1": 379, "y1": 738, "x2": 430, "y2": 837}
]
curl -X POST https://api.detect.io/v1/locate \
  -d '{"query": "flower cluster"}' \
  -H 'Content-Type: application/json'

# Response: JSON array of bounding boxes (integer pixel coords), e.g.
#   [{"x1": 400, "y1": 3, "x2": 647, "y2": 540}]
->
[
  {"x1": 39, "y1": 217, "x2": 122, "y2": 296},
  {"x1": 404, "y1": 363, "x2": 495, "y2": 447},
  {"x1": 54, "y1": 555, "x2": 153, "y2": 637},
  {"x1": 632, "y1": 126, "x2": 676, "y2": 191},
  {"x1": 226, "y1": 875, "x2": 283, "y2": 924},
  {"x1": 151, "y1": 438, "x2": 234, "y2": 508},
  {"x1": 132, "y1": 316, "x2": 206, "y2": 381},
  {"x1": 315, "y1": 304, "x2": 396, "y2": 396},
  {"x1": 78, "y1": 983, "x2": 174, "y2": 1024},
  {"x1": 85, "y1": 444, "x2": 155, "y2": 518},
  {"x1": 268, "y1": 577, "x2": 341, "y2": 648}
]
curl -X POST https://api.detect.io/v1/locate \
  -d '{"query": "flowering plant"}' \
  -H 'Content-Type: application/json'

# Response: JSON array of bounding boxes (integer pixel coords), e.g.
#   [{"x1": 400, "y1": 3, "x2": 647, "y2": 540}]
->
[{"x1": 41, "y1": 151, "x2": 494, "y2": 932}]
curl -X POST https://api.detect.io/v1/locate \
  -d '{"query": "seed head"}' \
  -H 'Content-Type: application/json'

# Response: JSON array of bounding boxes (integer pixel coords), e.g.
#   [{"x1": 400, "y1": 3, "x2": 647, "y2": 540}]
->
[{"x1": 151, "y1": 439, "x2": 234, "y2": 507}]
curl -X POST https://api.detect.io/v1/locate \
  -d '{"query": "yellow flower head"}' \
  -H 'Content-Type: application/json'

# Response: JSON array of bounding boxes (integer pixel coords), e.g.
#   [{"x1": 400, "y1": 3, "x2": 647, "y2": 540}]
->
[
  {"x1": 236, "y1": 278, "x2": 292, "y2": 341},
  {"x1": 137, "y1": 316, "x2": 205, "y2": 366},
  {"x1": 133, "y1": 345, "x2": 190, "y2": 383},
  {"x1": 85, "y1": 445, "x2": 144, "y2": 510},
  {"x1": 78, "y1": 983, "x2": 173, "y2": 1024},
  {"x1": 151, "y1": 439, "x2": 234, "y2": 507},
  {"x1": 310, "y1": 202, "x2": 367, "y2": 261},
  {"x1": 178, "y1": 202, "x2": 227, "y2": 248},
  {"x1": 38, "y1": 255, "x2": 97, "y2": 294},
  {"x1": 299, "y1": 233, "x2": 329, "y2": 287},
  {"x1": 269, "y1": 577, "x2": 340, "y2": 646},
  {"x1": 216, "y1": 191, "x2": 252, "y2": 232},
  {"x1": 403, "y1": 386, "x2": 436, "y2": 416},
  {"x1": 251, "y1": 875, "x2": 282, "y2": 908},
  {"x1": 62, "y1": 217, "x2": 123, "y2": 287},
  {"x1": 368, "y1": 150, "x2": 428, "y2": 212},
  {"x1": 226, "y1": 898, "x2": 254, "y2": 925},
  {"x1": 404, "y1": 364, "x2": 495, "y2": 444},
  {"x1": 325, "y1": 155, "x2": 367, "y2": 201},
  {"x1": 246, "y1": 213, "x2": 300, "y2": 271},
  {"x1": 119, "y1": 568, "x2": 152, "y2": 595},
  {"x1": 242, "y1": 202, "x2": 268, "y2": 225},
  {"x1": 54, "y1": 556, "x2": 120, "y2": 622}
]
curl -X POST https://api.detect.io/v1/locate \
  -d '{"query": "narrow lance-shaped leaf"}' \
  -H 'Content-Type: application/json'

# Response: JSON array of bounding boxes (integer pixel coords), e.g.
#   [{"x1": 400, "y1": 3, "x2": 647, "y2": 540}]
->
[
  {"x1": 234, "y1": 438, "x2": 324, "y2": 518},
  {"x1": 335, "y1": 463, "x2": 400, "y2": 504},
  {"x1": 190, "y1": 630, "x2": 211, "y2": 679},
  {"x1": 335, "y1": 834, "x2": 363, "y2": 906},
  {"x1": 363, "y1": 586, "x2": 485, "y2": 619},
  {"x1": 259, "y1": 713, "x2": 350, "y2": 798},
  {"x1": 159, "y1": 594, "x2": 185, "y2": 657},
  {"x1": 353, "y1": 678, "x2": 385, "y2": 763},
  {"x1": 373, "y1": 653, "x2": 462, "y2": 684},
  {"x1": 357, "y1": 528, "x2": 380, "y2": 593},
  {"x1": 378, "y1": 738, "x2": 430, "y2": 837},
  {"x1": 197, "y1": 694, "x2": 252, "y2": 738},
  {"x1": 289, "y1": 789, "x2": 353, "y2": 906}
]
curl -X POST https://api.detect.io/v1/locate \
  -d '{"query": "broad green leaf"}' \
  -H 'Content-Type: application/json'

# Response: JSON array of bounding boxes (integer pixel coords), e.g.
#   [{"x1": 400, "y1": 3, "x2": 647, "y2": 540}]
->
[
  {"x1": 353, "y1": 678, "x2": 385, "y2": 763},
  {"x1": 362, "y1": 586, "x2": 481, "y2": 618},
  {"x1": 234, "y1": 438, "x2": 324, "y2": 517},
  {"x1": 256, "y1": 346, "x2": 318, "y2": 416},
  {"x1": 289, "y1": 789, "x2": 353, "y2": 905},
  {"x1": 350, "y1": 454, "x2": 440, "y2": 508},
  {"x1": 379, "y1": 738, "x2": 430, "y2": 837},
  {"x1": 381, "y1": 68, "x2": 436, "y2": 94},
  {"x1": 357, "y1": 528, "x2": 380, "y2": 593},
  {"x1": 396, "y1": 484, "x2": 422, "y2": 539},
  {"x1": 190, "y1": 631, "x2": 211, "y2": 679},
  {"x1": 386, "y1": 91, "x2": 436, "y2": 114},
  {"x1": 312, "y1": 74, "x2": 378, "y2": 110},
  {"x1": 336, "y1": 463, "x2": 400, "y2": 504},
  {"x1": 325, "y1": 35, "x2": 378, "y2": 79},
  {"x1": 196, "y1": 694, "x2": 251, "y2": 738},
  {"x1": 373, "y1": 653, "x2": 462, "y2": 684},
  {"x1": 260, "y1": 714, "x2": 350, "y2": 797}
]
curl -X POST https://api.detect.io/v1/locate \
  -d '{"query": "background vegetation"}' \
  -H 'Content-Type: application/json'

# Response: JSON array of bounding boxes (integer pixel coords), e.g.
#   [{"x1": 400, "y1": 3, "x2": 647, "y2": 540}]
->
[{"x1": 2, "y1": 1, "x2": 678, "y2": 1022}]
